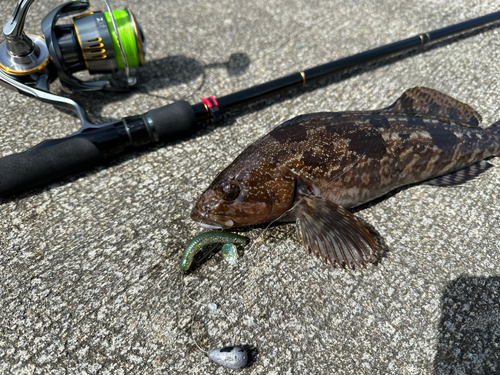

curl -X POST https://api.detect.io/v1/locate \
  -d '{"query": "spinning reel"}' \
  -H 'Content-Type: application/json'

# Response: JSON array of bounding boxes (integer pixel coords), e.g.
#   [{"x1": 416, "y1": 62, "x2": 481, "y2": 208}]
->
[{"x1": 0, "y1": 0, "x2": 145, "y2": 94}]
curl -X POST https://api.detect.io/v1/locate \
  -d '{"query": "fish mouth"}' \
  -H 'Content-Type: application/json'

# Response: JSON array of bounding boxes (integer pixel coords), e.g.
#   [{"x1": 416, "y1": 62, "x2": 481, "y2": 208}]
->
[
  {"x1": 191, "y1": 195, "x2": 271, "y2": 228},
  {"x1": 197, "y1": 222, "x2": 224, "y2": 230},
  {"x1": 199, "y1": 215, "x2": 235, "y2": 229},
  {"x1": 191, "y1": 207, "x2": 236, "y2": 229}
]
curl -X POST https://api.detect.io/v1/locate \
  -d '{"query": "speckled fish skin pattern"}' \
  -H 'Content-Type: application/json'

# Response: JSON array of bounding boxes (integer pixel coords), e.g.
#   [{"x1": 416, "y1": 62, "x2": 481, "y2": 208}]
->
[
  {"x1": 208, "y1": 106, "x2": 500, "y2": 212},
  {"x1": 273, "y1": 112, "x2": 500, "y2": 207},
  {"x1": 1, "y1": 0, "x2": 500, "y2": 374}
]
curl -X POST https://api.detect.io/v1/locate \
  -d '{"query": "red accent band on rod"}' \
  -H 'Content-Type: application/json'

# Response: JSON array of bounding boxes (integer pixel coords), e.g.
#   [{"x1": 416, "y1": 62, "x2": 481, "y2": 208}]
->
[{"x1": 200, "y1": 96, "x2": 219, "y2": 108}]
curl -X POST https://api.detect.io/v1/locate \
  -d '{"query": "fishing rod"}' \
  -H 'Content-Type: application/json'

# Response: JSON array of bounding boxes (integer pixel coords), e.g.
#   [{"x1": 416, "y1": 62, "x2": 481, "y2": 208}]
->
[{"x1": 1, "y1": 4, "x2": 500, "y2": 197}]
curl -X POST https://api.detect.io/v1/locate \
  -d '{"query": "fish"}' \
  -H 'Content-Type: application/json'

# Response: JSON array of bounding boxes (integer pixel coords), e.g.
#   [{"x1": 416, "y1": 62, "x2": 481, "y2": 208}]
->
[{"x1": 190, "y1": 87, "x2": 500, "y2": 269}]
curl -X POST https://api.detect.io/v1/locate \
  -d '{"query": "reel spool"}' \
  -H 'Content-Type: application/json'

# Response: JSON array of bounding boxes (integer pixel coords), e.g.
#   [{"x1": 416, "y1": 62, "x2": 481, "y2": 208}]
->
[{"x1": 0, "y1": 0, "x2": 145, "y2": 92}]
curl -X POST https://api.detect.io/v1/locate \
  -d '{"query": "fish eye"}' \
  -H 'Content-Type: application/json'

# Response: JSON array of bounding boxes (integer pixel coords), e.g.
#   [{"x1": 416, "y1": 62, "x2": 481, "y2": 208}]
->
[{"x1": 222, "y1": 181, "x2": 240, "y2": 201}]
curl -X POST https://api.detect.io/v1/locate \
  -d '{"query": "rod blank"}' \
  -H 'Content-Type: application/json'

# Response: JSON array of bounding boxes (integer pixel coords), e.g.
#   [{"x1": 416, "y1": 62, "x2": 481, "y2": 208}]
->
[{"x1": 192, "y1": 10, "x2": 500, "y2": 118}]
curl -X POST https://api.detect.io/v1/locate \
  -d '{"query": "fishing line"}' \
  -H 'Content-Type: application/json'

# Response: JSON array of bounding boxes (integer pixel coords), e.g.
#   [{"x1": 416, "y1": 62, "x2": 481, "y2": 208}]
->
[
  {"x1": 189, "y1": 298, "x2": 238, "y2": 353},
  {"x1": 198, "y1": 210, "x2": 210, "y2": 227},
  {"x1": 190, "y1": 303, "x2": 209, "y2": 353},
  {"x1": 183, "y1": 263, "x2": 250, "y2": 369},
  {"x1": 317, "y1": 151, "x2": 367, "y2": 195},
  {"x1": 182, "y1": 273, "x2": 207, "y2": 307},
  {"x1": 138, "y1": 267, "x2": 184, "y2": 344}
]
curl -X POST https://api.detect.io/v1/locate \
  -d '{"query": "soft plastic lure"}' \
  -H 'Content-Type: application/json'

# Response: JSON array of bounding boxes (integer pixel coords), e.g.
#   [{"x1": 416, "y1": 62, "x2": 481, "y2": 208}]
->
[
  {"x1": 180, "y1": 231, "x2": 248, "y2": 271},
  {"x1": 221, "y1": 243, "x2": 239, "y2": 266}
]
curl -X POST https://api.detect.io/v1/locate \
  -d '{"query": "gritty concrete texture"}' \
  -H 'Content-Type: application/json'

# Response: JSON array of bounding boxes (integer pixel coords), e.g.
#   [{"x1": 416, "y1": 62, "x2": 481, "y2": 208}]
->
[{"x1": 1, "y1": 0, "x2": 500, "y2": 374}]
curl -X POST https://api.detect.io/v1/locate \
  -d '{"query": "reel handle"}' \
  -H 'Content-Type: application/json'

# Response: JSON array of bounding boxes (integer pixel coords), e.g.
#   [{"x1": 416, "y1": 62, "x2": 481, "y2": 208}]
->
[
  {"x1": 0, "y1": 101, "x2": 198, "y2": 197},
  {"x1": 3, "y1": 0, "x2": 37, "y2": 56}
]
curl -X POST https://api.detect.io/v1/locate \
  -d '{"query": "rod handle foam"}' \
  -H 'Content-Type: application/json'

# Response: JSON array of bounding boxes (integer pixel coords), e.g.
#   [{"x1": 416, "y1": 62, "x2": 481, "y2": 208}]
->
[
  {"x1": 147, "y1": 100, "x2": 197, "y2": 141},
  {"x1": 0, "y1": 137, "x2": 104, "y2": 197}
]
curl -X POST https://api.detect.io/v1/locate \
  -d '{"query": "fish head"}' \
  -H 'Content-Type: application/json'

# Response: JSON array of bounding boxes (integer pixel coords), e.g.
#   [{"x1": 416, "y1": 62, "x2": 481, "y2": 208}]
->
[{"x1": 190, "y1": 163, "x2": 296, "y2": 229}]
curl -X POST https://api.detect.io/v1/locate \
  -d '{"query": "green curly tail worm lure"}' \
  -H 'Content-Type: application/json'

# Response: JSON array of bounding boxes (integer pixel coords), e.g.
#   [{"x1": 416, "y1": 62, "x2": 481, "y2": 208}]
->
[
  {"x1": 180, "y1": 231, "x2": 249, "y2": 271},
  {"x1": 221, "y1": 243, "x2": 240, "y2": 266}
]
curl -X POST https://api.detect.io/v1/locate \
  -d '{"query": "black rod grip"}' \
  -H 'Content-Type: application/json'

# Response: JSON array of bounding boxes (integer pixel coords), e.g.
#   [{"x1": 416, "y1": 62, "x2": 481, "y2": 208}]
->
[
  {"x1": 0, "y1": 137, "x2": 104, "y2": 197},
  {"x1": 147, "y1": 100, "x2": 198, "y2": 141}
]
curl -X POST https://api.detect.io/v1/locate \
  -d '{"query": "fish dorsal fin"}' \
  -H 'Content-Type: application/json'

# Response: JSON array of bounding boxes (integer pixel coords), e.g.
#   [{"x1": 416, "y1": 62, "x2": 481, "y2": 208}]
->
[
  {"x1": 294, "y1": 195, "x2": 377, "y2": 269},
  {"x1": 383, "y1": 87, "x2": 482, "y2": 127}
]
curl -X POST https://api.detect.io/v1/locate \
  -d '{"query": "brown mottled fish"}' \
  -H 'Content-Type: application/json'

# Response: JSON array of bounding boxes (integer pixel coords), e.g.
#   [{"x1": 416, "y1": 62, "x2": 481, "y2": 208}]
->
[{"x1": 191, "y1": 87, "x2": 499, "y2": 269}]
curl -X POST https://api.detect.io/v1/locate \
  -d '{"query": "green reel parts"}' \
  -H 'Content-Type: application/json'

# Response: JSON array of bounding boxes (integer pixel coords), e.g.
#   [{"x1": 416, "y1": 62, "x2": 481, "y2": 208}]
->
[{"x1": 0, "y1": 0, "x2": 146, "y2": 92}]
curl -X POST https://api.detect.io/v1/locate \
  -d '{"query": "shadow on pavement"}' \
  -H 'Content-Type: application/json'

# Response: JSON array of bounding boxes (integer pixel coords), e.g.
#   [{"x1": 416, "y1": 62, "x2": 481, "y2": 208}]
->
[
  {"x1": 66, "y1": 52, "x2": 252, "y2": 122},
  {"x1": 434, "y1": 275, "x2": 500, "y2": 374}
]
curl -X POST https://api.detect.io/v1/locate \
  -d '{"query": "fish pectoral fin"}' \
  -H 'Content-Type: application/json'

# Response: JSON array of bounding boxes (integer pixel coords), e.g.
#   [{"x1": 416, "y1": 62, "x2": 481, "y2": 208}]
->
[
  {"x1": 423, "y1": 160, "x2": 494, "y2": 187},
  {"x1": 294, "y1": 195, "x2": 377, "y2": 269},
  {"x1": 382, "y1": 87, "x2": 482, "y2": 127}
]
